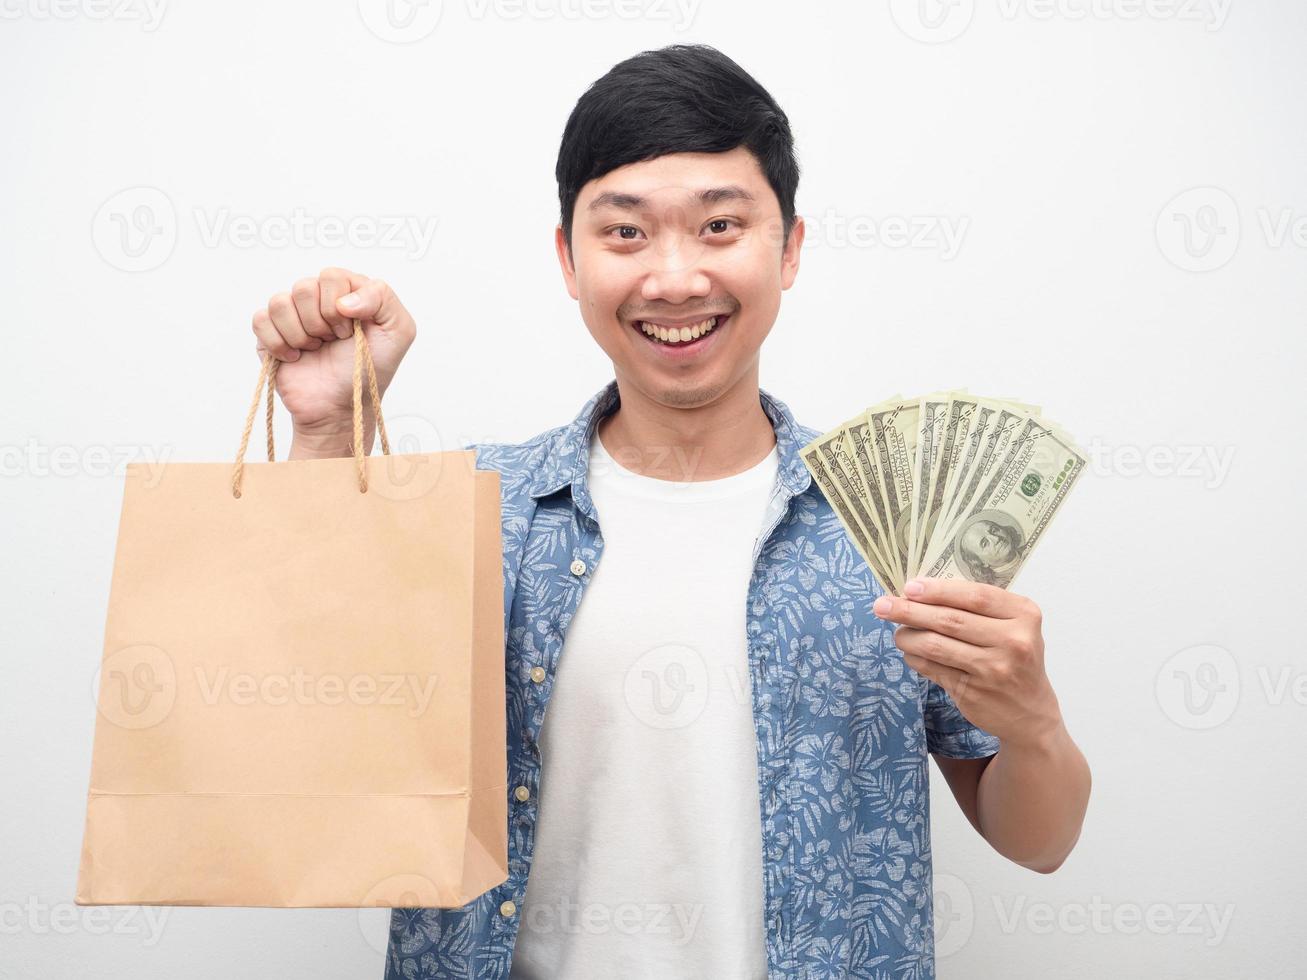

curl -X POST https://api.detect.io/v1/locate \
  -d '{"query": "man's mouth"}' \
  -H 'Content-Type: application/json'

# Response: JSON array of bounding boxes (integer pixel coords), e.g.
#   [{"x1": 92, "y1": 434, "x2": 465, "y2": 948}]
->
[{"x1": 630, "y1": 314, "x2": 730, "y2": 351}]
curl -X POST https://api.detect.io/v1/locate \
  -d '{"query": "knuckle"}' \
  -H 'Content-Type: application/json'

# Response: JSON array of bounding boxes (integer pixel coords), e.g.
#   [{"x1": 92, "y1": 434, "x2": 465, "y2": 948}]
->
[
  {"x1": 320, "y1": 294, "x2": 345, "y2": 324},
  {"x1": 925, "y1": 633, "x2": 947, "y2": 659},
  {"x1": 268, "y1": 291, "x2": 293, "y2": 315},
  {"x1": 939, "y1": 610, "x2": 965, "y2": 634},
  {"x1": 291, "y1": 278, "x2": 318, "y2": 302},
  {"x1": 970, "y1": 586, "x2": 994, "y2": 616},
  {"x1": 1026, "y1": 598, "x2": 1043, "y2": 626}
]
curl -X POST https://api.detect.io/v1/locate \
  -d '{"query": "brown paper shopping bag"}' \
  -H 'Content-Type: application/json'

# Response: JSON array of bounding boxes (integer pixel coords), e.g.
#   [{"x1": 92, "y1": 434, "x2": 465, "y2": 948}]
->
[{"x1": 75, "y1": 322, "x2": 507, "y2": 908}]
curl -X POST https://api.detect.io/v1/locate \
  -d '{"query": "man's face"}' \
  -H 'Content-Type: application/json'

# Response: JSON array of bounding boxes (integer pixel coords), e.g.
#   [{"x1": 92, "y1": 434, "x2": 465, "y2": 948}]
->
[{"x1": 556, "y1": 146, "x2": 804, "y2": 409}]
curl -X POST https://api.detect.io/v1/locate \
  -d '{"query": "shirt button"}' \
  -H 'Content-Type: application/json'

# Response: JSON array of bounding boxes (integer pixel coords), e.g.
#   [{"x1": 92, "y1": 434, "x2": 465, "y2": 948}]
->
[
  {"x1": 514, "y1": 785, "x2": 530, "y2": 802},
  {"x1": 569, "y1": 558, "x2": 587, "y2": 576},
  {"x1": 529, "y1": 666, "x2": 546, "y2": 684},
  {"x1": 500, "y1": 900, "x2": 517, "y2": 917}
]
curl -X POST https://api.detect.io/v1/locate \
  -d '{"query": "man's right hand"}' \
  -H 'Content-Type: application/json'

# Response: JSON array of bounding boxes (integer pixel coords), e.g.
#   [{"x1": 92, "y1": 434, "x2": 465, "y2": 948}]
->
[{"x1": 251, "y1": 268, "x2": 416, "y2": 458}]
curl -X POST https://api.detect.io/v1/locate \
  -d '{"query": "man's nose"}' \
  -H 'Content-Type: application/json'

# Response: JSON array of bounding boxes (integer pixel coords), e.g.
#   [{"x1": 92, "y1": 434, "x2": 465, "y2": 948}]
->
[{"x1": 639, "y1": 232, "x2": 711, "y2": 304}]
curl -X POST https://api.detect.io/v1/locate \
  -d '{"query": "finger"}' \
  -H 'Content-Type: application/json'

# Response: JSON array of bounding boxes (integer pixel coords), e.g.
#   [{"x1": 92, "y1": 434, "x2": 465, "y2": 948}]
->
[
  {"x1": 252, "y1": 307, "x2": 299, "y2": 363},
  {"x1": 267, "y1": 291, "x2": 322, "y2": 355},
  {"x1": 336, "y1": 276, "x2": 403, "y2": 327},
  {"x1": 873, "y1": 594, "x2": 1005, "y2": 646},
  {"x1": 318, "y1": 266, "x2": 370, "y2": 338},
  {"x1": 900, "y1": 645, "x2": 971, "y2": 698},
  {"x1": 291, "y1": 277, "x2": 336, "y2": 342},
  {"x1": 893, "y1": 626, "x2": 983, "y2": 671},
  {"x1": 902, "y1": 577, "x2": 1023, "y2": 620}
]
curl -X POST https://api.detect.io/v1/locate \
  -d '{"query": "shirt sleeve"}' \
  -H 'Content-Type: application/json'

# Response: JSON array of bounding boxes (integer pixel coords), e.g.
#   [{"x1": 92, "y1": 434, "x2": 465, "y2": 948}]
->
[{"x1": 923, "y1": 679, "x2": 1001, "y2": 758}]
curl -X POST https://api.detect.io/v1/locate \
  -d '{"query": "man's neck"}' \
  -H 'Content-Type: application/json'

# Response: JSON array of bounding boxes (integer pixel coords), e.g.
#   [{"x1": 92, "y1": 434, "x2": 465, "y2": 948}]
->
[{"x1": 596, "y1": 371, "x2": 777, "y2": 483}]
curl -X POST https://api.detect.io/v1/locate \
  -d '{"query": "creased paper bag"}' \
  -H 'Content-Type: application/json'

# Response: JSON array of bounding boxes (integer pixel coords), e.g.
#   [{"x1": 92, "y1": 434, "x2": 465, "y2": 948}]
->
[{"x1": 76, "y1": 324, "x2": 506, "y2": 908}]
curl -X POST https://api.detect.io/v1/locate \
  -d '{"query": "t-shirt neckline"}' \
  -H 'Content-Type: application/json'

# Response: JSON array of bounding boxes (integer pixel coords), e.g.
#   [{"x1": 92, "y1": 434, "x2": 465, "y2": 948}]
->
[{"x1": 590, "y1": 430, "x2": 779, "y2": 502}]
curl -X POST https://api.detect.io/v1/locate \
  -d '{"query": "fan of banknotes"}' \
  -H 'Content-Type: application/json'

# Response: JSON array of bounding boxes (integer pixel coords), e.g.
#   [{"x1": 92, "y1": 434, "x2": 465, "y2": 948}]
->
[{"x1": 800, "y1": 390, "x2": 1086, "y2": 597}]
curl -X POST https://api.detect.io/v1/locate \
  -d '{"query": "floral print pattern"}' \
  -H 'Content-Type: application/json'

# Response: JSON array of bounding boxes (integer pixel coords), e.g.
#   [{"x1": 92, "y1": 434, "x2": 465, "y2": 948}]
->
[{"x1": 385, "y1": 379, "x2": 999, "y2": 980}]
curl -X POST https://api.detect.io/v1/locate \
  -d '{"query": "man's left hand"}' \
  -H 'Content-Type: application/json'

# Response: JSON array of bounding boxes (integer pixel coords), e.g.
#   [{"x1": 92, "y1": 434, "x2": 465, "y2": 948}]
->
[{"x1": 872, "y1": 577, "x2": 1062, "y2": 747}]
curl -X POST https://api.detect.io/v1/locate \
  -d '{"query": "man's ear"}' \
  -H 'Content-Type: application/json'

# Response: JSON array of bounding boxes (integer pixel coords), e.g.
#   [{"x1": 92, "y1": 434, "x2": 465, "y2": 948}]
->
[
  {"x1": 781, "y1": 214, "x2": 805, "y2": 290},
  {"x1": 555, "y1": 224, "x2": 579, "y2": 300}
]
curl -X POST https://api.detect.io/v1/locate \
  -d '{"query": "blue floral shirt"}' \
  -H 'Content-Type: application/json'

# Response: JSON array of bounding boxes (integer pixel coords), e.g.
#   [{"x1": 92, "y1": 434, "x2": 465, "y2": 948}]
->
[{"x1": 385, "y1": 379, "x2": 1000, "y2": 980}]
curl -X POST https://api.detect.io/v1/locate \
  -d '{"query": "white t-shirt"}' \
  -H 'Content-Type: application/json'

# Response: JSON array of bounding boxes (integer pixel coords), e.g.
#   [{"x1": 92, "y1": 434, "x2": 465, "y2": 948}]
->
[{"x1": 507, "y1": 428, "x2": 780, "y2": 980}]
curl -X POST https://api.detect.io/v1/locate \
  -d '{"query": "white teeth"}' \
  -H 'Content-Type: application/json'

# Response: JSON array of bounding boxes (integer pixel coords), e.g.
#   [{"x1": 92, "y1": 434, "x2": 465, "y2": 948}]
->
[{"x1": 639, "y1": 316, "x2": 718, "y2": 344}]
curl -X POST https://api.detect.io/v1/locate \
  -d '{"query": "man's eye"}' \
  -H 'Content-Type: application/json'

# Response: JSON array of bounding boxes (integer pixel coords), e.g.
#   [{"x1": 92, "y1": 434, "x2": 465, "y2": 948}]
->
[
  {"x1": 612, "y1": 225, "x2": 642, "y2": 240},
  {"x1": 706, "y1": 218, "x2": 737, "y2": 235}
]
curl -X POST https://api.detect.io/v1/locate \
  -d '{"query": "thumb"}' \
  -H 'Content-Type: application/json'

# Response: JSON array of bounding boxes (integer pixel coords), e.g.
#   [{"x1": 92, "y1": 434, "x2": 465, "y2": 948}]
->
[
  {"x1": 335, "y1": 278, "x2": 405, "y2": 329},
  {"x1": 334, "y1": 278, "x2": 415, "y2": 380}
]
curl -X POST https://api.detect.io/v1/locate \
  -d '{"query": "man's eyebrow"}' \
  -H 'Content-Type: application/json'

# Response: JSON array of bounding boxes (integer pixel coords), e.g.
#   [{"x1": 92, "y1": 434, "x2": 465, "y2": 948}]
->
[
  {"x1": 586, "y1": 185, "x2": 757, "y2": 213},
  {"x1": 698, "y1": 185, "x2": 756, "y2": 207}
]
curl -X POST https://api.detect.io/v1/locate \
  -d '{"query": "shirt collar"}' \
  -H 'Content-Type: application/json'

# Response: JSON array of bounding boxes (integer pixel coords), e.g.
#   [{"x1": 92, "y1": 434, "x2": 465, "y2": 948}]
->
[{"x1": 527, "y1": 378, "x2": 813, "y2": 505}]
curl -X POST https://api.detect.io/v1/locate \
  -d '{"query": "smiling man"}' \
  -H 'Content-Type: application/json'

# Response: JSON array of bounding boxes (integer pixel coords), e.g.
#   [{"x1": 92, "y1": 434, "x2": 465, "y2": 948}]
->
[{"x1": 252, "y1": 43, "x2": 1090, "y2": 980}]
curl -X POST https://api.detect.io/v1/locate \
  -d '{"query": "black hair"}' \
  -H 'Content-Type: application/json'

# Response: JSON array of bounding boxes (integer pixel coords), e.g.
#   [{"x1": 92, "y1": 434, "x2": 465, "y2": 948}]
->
[{"x1": 555, "y1": 44, "x2": 800, "y2": 255}]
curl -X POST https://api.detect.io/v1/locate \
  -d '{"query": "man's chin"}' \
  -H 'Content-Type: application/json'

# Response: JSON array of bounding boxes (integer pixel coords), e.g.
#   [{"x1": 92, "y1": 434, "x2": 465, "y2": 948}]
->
[{"x1": 620, "y1": 366, "x2": 731, "y2": 410}]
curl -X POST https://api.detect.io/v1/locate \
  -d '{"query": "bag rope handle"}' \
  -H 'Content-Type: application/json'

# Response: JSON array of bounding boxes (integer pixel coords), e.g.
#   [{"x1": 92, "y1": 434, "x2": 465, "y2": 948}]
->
[{"x1": 232, "y1": 319, "x2": 391, "y2": 498}]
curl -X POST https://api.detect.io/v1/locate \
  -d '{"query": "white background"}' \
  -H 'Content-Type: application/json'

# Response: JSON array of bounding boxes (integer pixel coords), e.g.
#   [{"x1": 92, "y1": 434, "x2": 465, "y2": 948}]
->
[{"x1": 2, "y1": 1, "x2": 1303, "y2": 977}]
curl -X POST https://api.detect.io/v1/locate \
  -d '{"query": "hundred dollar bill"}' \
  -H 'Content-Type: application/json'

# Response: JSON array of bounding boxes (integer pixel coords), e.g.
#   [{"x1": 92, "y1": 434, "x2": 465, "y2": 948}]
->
[
  {"x1": 926, "y1": 397, "x2": 1051, "y2": 569},
  {"x1": 931, "y1": 400, "x2": 1029, "y2": 555},
  {"x1": 906, "y1": 392, "x2": 950, "y2": 579},
  {"x1": 923, "y1": 417, "x2": 1087, "y2": 589},
  {"x1": 808, "y1": 423, "x2": 892, "y2": 565},
  {"x1": 933, "y1": 401, "x2": 998, "y2": 532},
  {"x1": 843, "y1": 413, "x2": 902, "y2": 589},
  {"x1": 863, "y1": 399, "x2": 919, "y2": 586},
  {"x1": 800, "y1": 433, "x2": 898, "y2": 592},
  {"x1": 912, "y1": 394, "x2": 978, "y2": 578}
]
